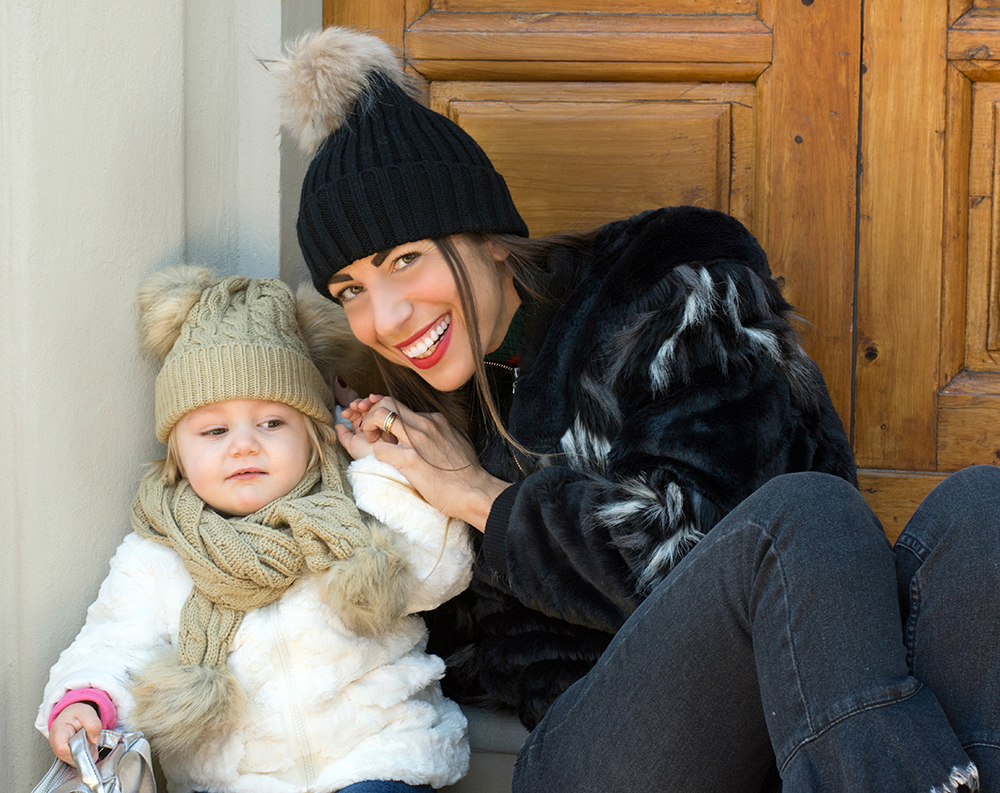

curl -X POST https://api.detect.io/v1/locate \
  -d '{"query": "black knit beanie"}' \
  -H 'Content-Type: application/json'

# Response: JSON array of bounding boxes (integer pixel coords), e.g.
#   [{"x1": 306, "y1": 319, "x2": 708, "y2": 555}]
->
[{"x1": 276, "y1": 28, "x2": 529, "y2": 296}]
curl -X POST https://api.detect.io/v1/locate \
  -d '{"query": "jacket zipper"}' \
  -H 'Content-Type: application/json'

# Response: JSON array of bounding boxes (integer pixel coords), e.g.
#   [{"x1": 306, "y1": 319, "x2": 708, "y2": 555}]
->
[
  {"x1": 484, "y1": 359, "x2": 519, "y2": 394},
  {"x1": 269, "y1": 604, "x2": 317, "y2": 788},
  {"x1": 483, "y1": 360, "x2": 527, "y2": 478}
]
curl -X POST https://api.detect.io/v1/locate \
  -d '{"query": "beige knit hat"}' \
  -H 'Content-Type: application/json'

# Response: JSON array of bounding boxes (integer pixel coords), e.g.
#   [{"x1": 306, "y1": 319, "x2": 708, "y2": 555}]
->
[{"x1": 137, "y1": 266, "x2": 334, "y2": 442}]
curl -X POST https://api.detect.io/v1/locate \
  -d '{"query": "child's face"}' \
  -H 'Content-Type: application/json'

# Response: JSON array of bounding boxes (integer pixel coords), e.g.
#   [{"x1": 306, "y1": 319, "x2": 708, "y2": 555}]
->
[{"x1": 175, "y1": 400, "x2": 313, "y2": 516}]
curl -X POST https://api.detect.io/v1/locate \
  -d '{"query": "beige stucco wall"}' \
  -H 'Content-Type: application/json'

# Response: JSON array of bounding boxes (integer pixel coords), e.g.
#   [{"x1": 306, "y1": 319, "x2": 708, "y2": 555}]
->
[{"x1": 0, "y1": 1, "x2": 319, "y2": 787}]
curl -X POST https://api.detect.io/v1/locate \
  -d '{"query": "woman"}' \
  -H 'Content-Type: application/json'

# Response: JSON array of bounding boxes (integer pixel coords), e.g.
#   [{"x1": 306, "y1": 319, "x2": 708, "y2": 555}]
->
[{"x1": 275, "y1": 27, "x2": 998, "y2": 792}]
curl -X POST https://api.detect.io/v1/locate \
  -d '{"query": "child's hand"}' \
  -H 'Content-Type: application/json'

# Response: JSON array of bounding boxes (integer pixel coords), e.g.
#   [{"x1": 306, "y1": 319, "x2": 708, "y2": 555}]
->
[
  {"x1": 336, "y1": 421, "x2": 377, "y2": 460},
  {"x1": 49, "y1": 703, "x2": 101, "y2": 766}
]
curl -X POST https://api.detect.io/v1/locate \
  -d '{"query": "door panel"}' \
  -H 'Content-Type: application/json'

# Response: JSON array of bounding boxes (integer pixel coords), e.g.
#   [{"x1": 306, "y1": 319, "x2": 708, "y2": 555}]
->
[
  {"x1": 938, "y1": 8, "x2": 1000, "y2": 472},
  {"x1": 437, "y1": 0, "x2": 755, "y2": 12},
  {"x1": 854, "y1": 1, "x2": 950, "y2": 473},
  {"x1": 855, "y1": 0, "x2": 1000, "y2": 537},
  {"x1": 431, "y1": 84, "x2": 756, "y2": 236},
  {"x1": 405, "y1": 13, "x2": 773, "y2": 66}
]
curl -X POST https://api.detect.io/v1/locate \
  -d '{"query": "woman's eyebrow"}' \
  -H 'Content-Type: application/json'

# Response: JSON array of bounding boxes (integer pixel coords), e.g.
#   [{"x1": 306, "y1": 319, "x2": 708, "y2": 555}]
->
[{"x1": 329, "y1": 249, "x2": 392, "y2": 284}]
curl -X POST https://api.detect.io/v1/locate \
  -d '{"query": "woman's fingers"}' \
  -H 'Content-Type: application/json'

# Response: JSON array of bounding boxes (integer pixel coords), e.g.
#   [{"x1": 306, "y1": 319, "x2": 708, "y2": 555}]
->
[
  {"x1": 349, "y1": 394, "x2": 385, "y2": 416},
  {"x1": 356, "y1": 398, "x2": 416, "y2": 445},
  {"x1": 336, "y1": 398, "x2": 411, "y2": 455},
  {"x1": 376, "y1": 405, "x2": 411, "y2": 446},
  {"x1": 331, "y1": 376, "x2": 359, "y2": 407},
  {"x1": 338, "y1": 395, "x2": 506, "y2": 527},
  {"x1": 343, "y1": 395, "x2": 394, "y2": 440}
]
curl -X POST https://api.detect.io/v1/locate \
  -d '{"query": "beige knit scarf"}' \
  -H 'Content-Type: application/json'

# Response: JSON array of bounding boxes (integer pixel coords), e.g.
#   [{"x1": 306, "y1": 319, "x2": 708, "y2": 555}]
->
[{"x1": 126, "y1": 444, "x2": 412, "y2": 763}]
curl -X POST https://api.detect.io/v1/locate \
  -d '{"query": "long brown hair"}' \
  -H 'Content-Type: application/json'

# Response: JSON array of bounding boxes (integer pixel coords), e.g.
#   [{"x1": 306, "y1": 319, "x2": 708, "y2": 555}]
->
[{"x1": 373, "y1": 229, "x2": 597, "y2": 451}]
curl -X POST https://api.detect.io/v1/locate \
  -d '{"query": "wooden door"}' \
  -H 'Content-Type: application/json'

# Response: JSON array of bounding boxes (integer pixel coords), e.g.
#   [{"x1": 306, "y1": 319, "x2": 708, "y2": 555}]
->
[
  {"x1": 325, "y1": 0, "x2": 1000, "y2": 538},
  {"x1": 854, "y1": 0, "x2": 1000, "y2": 537}
]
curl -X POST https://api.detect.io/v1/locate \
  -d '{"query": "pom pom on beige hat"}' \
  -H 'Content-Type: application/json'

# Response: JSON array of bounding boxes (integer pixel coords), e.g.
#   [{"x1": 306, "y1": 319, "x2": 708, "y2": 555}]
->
[{"x1": 137, "y1": 266, "x2": 334, "y2": 443}]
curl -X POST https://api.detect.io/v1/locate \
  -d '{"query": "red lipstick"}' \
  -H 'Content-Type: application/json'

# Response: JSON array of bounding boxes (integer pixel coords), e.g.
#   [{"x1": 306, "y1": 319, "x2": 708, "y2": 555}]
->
[{"x1": 396, "y1": 313, "x2": 452, "y2": 370}]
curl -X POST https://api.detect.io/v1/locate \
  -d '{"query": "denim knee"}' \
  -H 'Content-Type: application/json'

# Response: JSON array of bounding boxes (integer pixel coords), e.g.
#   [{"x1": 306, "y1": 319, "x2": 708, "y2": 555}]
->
[
  {"x1": 738, "y1": 471, "x2": 885, "y2": 552},
  {"x1": 751, "y1": 471, "x2": 868, "y2": 516},
  {"x1": 896, "y1": 464, "x2": 1000, "y2": 567},
  {"x1": 921, "y1": 464, "x2": 1000, "y2": 523}
]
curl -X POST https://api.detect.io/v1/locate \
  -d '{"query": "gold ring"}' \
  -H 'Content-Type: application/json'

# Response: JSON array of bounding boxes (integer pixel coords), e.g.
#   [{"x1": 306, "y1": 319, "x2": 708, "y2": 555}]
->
[{"x1": 382, "y1": 410, "x2": 398, "y2": 435}]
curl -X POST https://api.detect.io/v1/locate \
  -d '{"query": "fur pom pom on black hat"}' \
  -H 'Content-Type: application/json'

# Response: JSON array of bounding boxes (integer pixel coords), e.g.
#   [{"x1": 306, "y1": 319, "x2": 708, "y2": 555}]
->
[{"x1": 273, "y1": 27, "x2": 529, "y2": 295}]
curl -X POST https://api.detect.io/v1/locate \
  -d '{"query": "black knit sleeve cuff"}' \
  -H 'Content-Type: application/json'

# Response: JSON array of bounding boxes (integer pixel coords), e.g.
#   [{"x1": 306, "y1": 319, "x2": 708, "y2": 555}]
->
[{"x1": 482, "y1": 483, "x2": 521, "y2": 577}]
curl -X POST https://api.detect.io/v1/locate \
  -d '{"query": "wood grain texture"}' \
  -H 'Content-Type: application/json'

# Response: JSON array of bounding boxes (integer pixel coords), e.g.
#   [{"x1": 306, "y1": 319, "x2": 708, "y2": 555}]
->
[
  {"x1": 940, "y1": 65, "x2": 972, "y2": 389},
  {"x1": 857, "y1": 469, "x2": 949, "y2": 543},
  {"x1": 855, "y1": 0, "x2": 949, "y2": 469},
  {"x1": 410, "y1": 12, "x2": 769, "y2": 33},
  {"x1": 938, "y1": 373, "x2": 1000, "y2": 470},
  {"x1": 949, "y1": 8, "x2": 1000, "y2": 59},
  {"x1": 428, "y1": 81, "x2": 757, "y2": 233},
  {"x1": 429, "y1": 80, "x2": 756, "y2": 103},
  {"x1": 434, "y1": 0, "x2": 755, "y2": 12},
  {"x1": 324, "y1": 0, "x2": 406, "y2": 47},
  {"x1": 950, "y1": 29, "x2": 1000, "y2": 60},
  {"x1": 405, "y1": 13, "x2": 772, "y2": 63},
  {"x1": 989, "y1": 101, "x2": 1000, "y2": 352},
  {"x1": 757, "y1": 0, "x2": 861, "y2": 432},
  {"x1": 951, "y1": 8, "x2": 1000, "y2": 30},
  {"x1": 409, "y1": 60, "x2": 768, "y2": 82},
  {"x1": 953, "y1": 60, "x2": 1000, "y2": 79},
  {"x1": 941, "y1": 369, "x2": 1000, "y2": 394},
  {"x1": 938, "y1": 400, "x2": 1000, "y2": 469},
  {"x1": 429, "y1": 84, "x2": 754, "y2": 234},
  {"x1": 952, "y1": 0, "x2": 974, "y2": 25},
  {"x1": 965, "y1": 83, "x2": 1000, "y2": 368}
]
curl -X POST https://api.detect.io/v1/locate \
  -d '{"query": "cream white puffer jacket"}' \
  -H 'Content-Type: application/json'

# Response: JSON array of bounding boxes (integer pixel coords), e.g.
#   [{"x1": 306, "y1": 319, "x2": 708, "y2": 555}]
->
[{"x1": 36, "y1": 456, "x2": 473, "y2": 793}]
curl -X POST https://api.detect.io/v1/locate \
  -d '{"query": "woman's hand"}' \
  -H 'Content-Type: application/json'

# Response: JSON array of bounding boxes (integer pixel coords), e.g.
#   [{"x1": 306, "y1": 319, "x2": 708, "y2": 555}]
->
[
  {"x1": 331, "y1": 376, "x2": 359, "y2": 409},
  {"x1": 336, "y1": 396, "x2": 511, "y2": 532},
  {"x1": 339, "y1": 394, "x2": 394, "y2": 445},
  {"x1": 48, "y1": 702, "x2": 102, "y2": 765}
]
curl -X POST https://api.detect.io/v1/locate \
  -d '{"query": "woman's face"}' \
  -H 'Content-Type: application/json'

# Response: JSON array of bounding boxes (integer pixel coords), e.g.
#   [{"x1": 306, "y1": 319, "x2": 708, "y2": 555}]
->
[{"x1": 329, "y1": 236, "x2": 520, "y2": 393}]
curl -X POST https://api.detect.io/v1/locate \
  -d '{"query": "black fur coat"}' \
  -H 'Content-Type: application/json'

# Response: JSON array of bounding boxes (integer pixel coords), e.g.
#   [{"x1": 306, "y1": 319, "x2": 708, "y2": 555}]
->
[{"x1": 425, "y1": 206, "x2": 857, "y2": 730}]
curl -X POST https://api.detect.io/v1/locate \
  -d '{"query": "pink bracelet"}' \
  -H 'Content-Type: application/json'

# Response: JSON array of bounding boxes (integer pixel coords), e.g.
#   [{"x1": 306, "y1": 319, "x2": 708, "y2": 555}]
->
[{"x1": 48, "y1": 688, "x2": 117, "y2": 731}]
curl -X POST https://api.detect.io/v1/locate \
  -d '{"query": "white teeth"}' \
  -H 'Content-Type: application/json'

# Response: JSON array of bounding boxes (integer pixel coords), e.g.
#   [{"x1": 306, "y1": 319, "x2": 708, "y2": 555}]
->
[{"x1": 404, "y1": 316, "x2": 451, "y2": 359}]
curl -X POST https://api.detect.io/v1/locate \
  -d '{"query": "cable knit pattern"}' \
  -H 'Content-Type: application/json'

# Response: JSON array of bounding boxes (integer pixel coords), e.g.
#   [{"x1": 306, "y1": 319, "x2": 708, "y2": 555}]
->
[
  {"x1": 37, "y1": 455, "x2": 473, "y2": 793},
  {"x1": 145, "y1": 273, "x2": 334, "y2": 442},
  {"x1": 126, "y1": 446, "x2": 413, "y2": 763},
  {"x1": 131, "y1": 447, "x2": 372, "y2": 669}
]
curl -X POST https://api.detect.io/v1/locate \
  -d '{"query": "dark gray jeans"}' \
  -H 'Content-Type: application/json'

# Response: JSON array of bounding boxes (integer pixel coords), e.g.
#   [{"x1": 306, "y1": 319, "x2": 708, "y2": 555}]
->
[{"x1": 513, "y1": 467, "x2": 1000, "y2": 792}]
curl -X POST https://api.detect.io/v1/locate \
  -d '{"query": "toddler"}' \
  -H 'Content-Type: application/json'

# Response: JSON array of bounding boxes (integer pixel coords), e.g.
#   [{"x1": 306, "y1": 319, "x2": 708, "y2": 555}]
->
[{"x1": 36, "y1": 267, "x2": 472, "y2": 793}]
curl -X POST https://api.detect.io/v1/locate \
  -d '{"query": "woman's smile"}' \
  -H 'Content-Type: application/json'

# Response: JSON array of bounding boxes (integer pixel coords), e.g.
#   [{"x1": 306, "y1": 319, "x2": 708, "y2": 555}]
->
[{"x1": 398, "y1": 313, "x2": 453, "y2": 367}]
